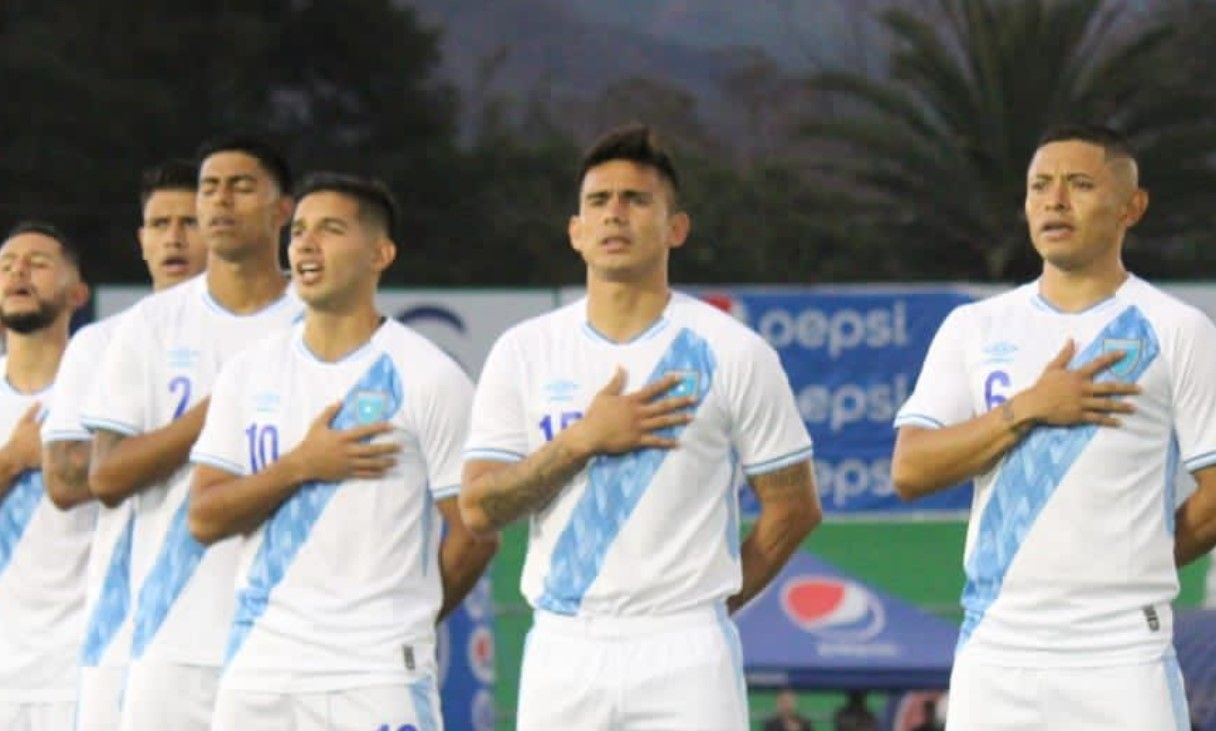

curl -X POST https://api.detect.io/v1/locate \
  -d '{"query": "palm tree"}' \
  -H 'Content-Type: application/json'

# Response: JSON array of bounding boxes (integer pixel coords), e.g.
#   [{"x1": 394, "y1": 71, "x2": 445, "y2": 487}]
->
[{"x1": 798, "y1": 0, "x2": 1216, "y2": 281}]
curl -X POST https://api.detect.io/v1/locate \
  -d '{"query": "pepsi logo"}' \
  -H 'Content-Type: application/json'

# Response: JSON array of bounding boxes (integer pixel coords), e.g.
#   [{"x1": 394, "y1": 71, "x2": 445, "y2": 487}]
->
[
  {"x1": 780, "y1": 575, "x2": 885, "y2": 641},
  {"x1": 699, "y1": 293, "x2": 749, "y2": 325},
  {"x1": 467, "y1": 625, "x2": 496, "y2": 684}
]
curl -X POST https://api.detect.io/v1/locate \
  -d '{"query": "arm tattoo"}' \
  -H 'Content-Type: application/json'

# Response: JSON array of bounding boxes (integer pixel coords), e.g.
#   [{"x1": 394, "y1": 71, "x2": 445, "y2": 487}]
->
[
  {"x1": 748, "y1": 460, "x2": 815, "y2": 505},
  {"x1": 479, "y1": 441, "x2": 587, "y2": 529},
  {"x1": 48, "y1": 441, "x2": 91, "y2": 494}
]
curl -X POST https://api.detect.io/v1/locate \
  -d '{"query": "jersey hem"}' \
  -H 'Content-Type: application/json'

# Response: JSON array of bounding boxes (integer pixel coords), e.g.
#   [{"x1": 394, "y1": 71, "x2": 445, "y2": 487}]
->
[
  {"x1": 464, "y1": 447, "x2": 525, "y2": 462},
  {"x1": 190, "y1": 451, "x2": 248, "y2": 477},
  {"x1": 893, "y1": 414, "x2": 945, "y2": 429},
  {"x1": 218, "y1": 670, "x2": 432, "y2": 695},
  {"x1": 741, "y1": 445, "x2": 813, "y2": 476},
  {"x1": 80, "y1": 416, "x2": 140, "y2": 437},
  {"x1": 1183, "y1": 450, "x2": 1216, "y2": 472},
  {"x1": 42, "y1": 429, "x2": 92, "y2": 443}
]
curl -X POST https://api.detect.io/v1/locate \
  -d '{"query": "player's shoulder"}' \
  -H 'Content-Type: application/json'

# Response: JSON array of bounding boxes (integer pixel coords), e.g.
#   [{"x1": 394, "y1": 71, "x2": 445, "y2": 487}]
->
[
  {"x1": 375, "y1": 319, "x2": 468, "y2": 379},
  {"x1": 67, "y1": 312, "x2": 124, "y2": 352},
  {"x1": 235, "y1": 322, "x2": 299, "y2": 364},
  {"x1": 668, "y1": 291, "x2": 776, "y2": 359},
  {"x1": 122, "y1": 274, "x2": 205, "y2": 327},
  {"x1": 1121, "y1": 276, "x2": 1212, "y2": 329},
  {"x1": 491, "y1": 298, "x2": 584, "y2": 350}
]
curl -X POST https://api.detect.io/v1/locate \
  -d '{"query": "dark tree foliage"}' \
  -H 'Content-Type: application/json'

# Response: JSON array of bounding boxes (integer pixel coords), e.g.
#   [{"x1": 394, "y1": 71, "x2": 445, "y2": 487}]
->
[{"x1": 797, "y1": 0, "x2": 1216, "y2": 282}]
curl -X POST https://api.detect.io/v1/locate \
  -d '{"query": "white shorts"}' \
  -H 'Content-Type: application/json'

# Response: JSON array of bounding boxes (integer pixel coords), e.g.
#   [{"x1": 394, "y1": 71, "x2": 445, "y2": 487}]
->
[
  {"x1": 517, "y1": 605, "x2": 748, "y2": 731},
  {"x1": 116, "y1": 661, "x2": 218, "y2": 731},
  {"x1": 211, "y1": 681, "x2": 442, "y2": 731},
  {"x1": 75, "y1": 666, "x2": 125, "y2": 731},
  {"x1": 947, "y1": 650, "x2": 1189, "y2": 730},
  {"x1": 0, "y1": 702, "x2": 74, "y2": 731}
]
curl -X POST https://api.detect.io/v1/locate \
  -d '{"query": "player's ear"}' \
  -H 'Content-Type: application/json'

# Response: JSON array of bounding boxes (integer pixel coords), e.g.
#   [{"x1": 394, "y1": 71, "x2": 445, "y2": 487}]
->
[
  {"x1": 374, "y1": 237, "x2": 397, "y2": 273},
  {"x1": 1122, "y1": 187, "x2": 1149, "y2": 229},
  {"x1": 275, "y1": 196, "x2": 295, "y2": 230},
  {"x1": 567, "y1": 214, "x2": 583, "y2": 253},
  {"x1": 668, "y1": 210, "x2": 690, "y2": 250},
  {"x1": 69, "y1": 280, "x2": 90, "y2": 311}
]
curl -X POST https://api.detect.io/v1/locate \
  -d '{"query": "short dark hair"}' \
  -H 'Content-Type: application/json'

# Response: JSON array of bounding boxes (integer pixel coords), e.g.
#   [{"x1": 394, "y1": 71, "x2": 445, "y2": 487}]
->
[
  {"x1": 578, "y1": 124, "x2": 680, "y2": 203},
  {"x1": 1036, "y1": 123, "x2": 1136, "y2": 162},
  {"x1": 139, "y1": 158, "x2": 198, "y2": 207},
  {"x1": 3, "y1": 220, "x2": 81, "y2": 269},
  {"x1": 196, "y1": 133, "x2": 293, "y2": 193},
  {"x1": 293, "y1": 172, "x2": 399, "y2": 236}
]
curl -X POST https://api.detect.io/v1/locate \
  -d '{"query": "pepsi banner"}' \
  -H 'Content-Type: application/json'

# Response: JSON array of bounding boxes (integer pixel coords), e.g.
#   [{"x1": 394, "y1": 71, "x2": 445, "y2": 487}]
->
[
  {"x1": 700, "y1": 288, "x2": 976, "y2": 515},
  {"x1": 736, "y1": 551, "x2": 956, "y2": 690}
]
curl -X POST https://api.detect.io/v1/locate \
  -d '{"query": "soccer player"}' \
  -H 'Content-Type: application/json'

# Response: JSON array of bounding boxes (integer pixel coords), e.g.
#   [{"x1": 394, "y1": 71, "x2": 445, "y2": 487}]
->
[
  {"x1": 186, "y1": 172, "x2": 496, "y2": 729},
  {"x1": 460, "y1": 125, "x2": 822, "y2": 730},
  {"x1": 0, "y1": 222, "x2": 91, "y2": 729},
  {"x1": 82, "y1": 136, "x2": 304, "y2": 731},
  {"x1": 40, "y1": 159, "x2": 207, "y2": 730},
  {"x1": 892, "y1": 123, "x2": 1216, "y2": 729}
]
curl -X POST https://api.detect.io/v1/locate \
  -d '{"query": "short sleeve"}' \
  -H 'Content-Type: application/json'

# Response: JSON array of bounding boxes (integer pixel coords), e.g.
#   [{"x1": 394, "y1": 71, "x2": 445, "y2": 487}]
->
[
  {"x1": 190, "y1": 356, "x2": 250, "y2": 477},
  {"x1": 893, "y1": 305, "x2": 975, "y2": 429},
  {"x1": 1169, "y1": 308, "x2": 1216, "y2": 473},
  {"x1": 724, "y1": 337, "x2": 814, "y2": 477},
  {"x1": 81, "y1": 306, "x2": 152, "y2": 437},
  {"x1": 43, "y1": 320, "x2": 113, "y2": 443},
  {"x1": 464, "y1": 333, "x2": 529, "y2": 464},
  {"x1": 412, "y1": 362, "x2": 474, "y2": 501}
]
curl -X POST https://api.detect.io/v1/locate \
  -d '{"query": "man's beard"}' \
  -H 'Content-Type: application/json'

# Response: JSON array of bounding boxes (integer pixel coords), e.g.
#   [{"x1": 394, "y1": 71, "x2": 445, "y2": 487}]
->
[{"x1": 0, "y1": 301, "x2": 59, "y2": 334}]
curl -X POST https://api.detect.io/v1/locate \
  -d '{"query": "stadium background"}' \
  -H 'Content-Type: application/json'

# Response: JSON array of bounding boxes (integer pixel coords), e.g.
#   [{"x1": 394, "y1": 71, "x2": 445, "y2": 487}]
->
[
  {"x1": 96, "y1": 284, "x2": 1216, "y2": 730},
  {"x1": 10, "y1": 0, "x2": 1216, "y2": 727}
]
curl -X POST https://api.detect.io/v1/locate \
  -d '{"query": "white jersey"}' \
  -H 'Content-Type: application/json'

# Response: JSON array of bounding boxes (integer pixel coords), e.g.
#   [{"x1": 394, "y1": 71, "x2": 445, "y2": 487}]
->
[
  {"x1": 41, "y1": 315, "x2": 134, "y2": 671},
  {"x1": 191, "y1": 320, "x2": 472, "y2": 692},
  {"x1": 466, "y1": 293, "x2": 812, "y2": 617},
  {"x1": 81, "y1": 275, "x2": 304, "y2": 667},
  {"x1": 0, "y1": 358, "x2": 96, "y2": 702},
  {"x1": 895, "y1": 276, "x2": 1216, "y2": 666}
]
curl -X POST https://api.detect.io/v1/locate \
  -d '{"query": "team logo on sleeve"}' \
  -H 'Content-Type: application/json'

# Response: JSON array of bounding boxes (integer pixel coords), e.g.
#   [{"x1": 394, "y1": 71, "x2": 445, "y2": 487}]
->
[
  {"x1": 780, "y1": 575, "x2": 885, "y2": 641},
  {"x1": 1100, "y1": 338, "x2": 1143, "y2": 378},
  {"x1": 352, "y1": 390, "x2": 390, "y2": 424},
  {"x1": 665, "y1": 370, "x2": 700, "y2": 400}
]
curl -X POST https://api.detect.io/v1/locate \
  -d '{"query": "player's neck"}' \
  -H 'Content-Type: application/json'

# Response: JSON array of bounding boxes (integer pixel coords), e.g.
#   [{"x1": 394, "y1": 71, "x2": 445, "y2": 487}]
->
[
  {"x1": 206, "y1": 255, "x2": 289, "y2": 315},
  {"x1": 2, "y1": 324, "x2": 68, "y2": 393},
  {"x1": 584, "y1": 278, "x2": 672, "y2": 343},
  {"x1": 302, "y1": 305, "x2": 383, "y2": 362},
  {"x1": 1038, "y1": 261, "x2": 1129, "y2": 313}
]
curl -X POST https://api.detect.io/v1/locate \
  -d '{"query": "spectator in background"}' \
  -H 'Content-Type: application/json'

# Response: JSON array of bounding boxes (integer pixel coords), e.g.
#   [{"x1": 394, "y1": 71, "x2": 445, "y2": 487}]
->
[
  {"x1": 762, "y1": 688, "x2": 814, "y2": 731},
  {"x1": 833, "y1": 690, "x2": 879, "y2": 731}
]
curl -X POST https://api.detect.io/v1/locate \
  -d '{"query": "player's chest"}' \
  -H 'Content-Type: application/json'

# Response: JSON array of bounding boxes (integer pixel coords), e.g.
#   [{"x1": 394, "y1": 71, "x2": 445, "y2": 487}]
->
[
  {"x1": 520, "y1": 341, "x2": 719, "y2": 448},
  {"x1": 239, "y1": 362, "x2": 409, "y2": 472},
  {"x1": 964, "y1": 316, "x2": 1167, "y2": 414}
]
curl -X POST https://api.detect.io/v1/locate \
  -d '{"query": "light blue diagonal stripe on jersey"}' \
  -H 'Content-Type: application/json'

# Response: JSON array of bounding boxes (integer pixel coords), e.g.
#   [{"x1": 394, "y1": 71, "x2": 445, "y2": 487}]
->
[
  {"x1": 536, "y1": 327, "x2": 715, "y2": 614},
  {"x1": 1164, "y1": 432, "x2": 1180, "y2": 535},
  {"x1": 131, "y1": 498, "x2": 205, "y2": 657},
  {"x1": 81, "y1": 511, "x2": 134, "y2": 665},
  {"x1": 959, "y1": 305, "x2": 1159, "y2": 648},
  {"x1": 226, "y1": 354, "x2": 403, "y2": 662},
  {"x1": 409, "y1": 677, "x2": 440, "y2": 731},
  {"x1": 724, "y1": 451, "x2": 741, "y2": 560},
  {"x1": 0, "y1": 471, "x2": 43, "y2": 575}
]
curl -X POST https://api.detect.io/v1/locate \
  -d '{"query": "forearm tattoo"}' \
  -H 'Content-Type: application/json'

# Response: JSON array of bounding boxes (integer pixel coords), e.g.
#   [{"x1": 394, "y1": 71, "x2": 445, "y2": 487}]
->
[{"x1": 479, "y1": 441, "x2": 587, "y2": 528}]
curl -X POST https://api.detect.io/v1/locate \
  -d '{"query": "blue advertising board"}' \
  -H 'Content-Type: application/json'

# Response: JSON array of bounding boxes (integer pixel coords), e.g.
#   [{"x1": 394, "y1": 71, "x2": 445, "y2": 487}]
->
[
  {"x1": 439, "y1": 576, "x2": 496, "y2": 731},
  {"x1": 699, "y1": 289, "x2": 976, "y2": 515}
]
